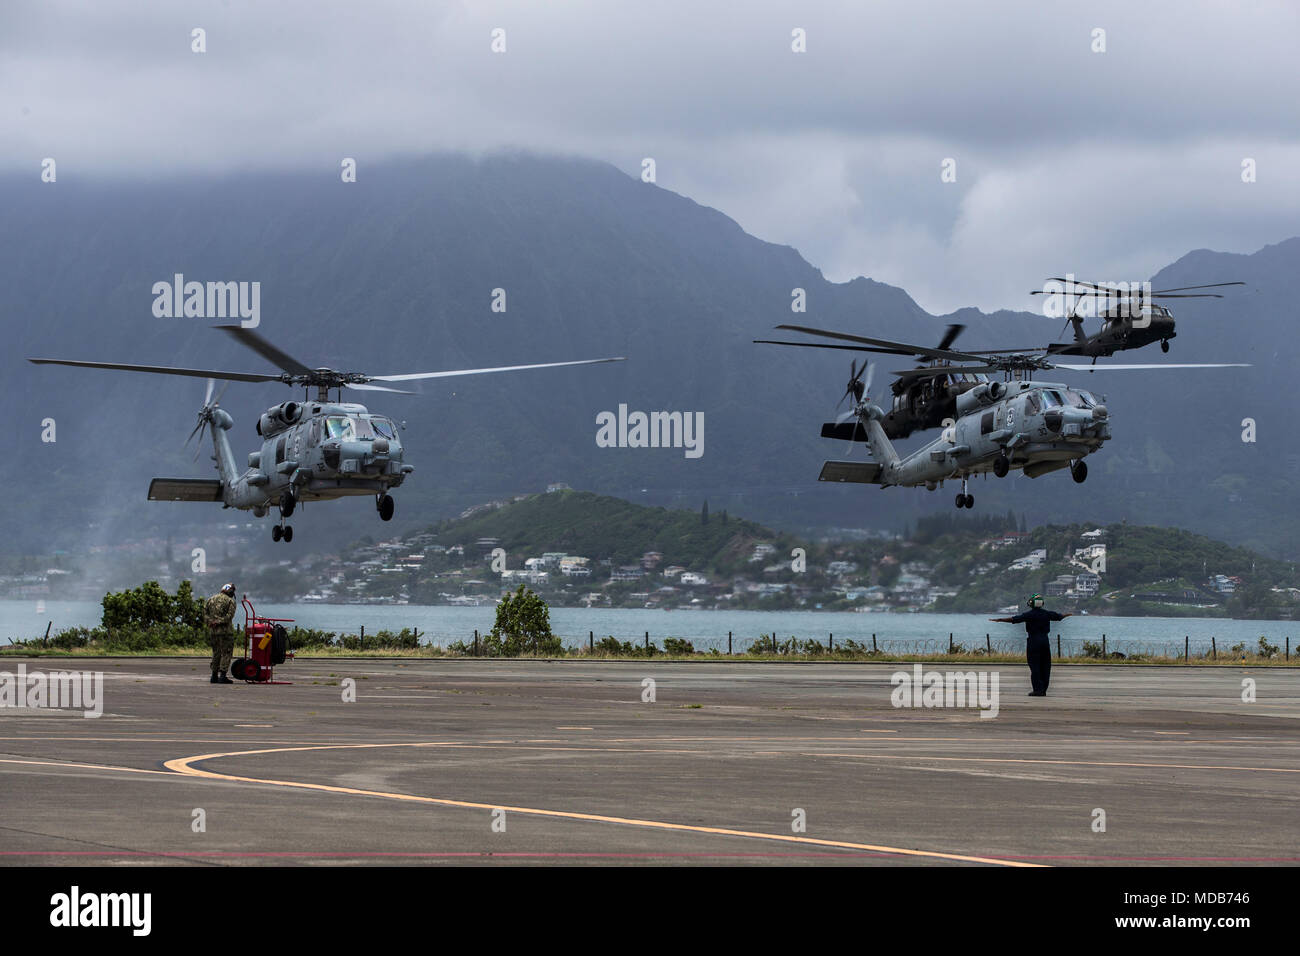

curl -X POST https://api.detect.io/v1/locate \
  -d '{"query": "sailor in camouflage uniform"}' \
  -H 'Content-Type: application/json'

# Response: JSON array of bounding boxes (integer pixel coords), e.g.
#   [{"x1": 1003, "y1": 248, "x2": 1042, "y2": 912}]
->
[{"x1": 206, "y1": 583, "x2": 238, "y2": 684}]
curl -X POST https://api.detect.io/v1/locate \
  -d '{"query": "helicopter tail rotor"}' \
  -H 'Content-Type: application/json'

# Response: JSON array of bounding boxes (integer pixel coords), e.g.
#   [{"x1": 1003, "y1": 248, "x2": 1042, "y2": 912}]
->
[{"x1": 185, "y1": 378, "x2": 230, "y2": 460}]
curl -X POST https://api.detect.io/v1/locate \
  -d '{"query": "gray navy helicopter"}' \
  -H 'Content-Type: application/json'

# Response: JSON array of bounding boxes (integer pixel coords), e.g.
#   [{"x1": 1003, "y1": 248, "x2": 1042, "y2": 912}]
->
[
  {"x1": 30, "y1": 325, "x2": 623, "y2": 541},
  {"x1": 757, "y1": 325, "x2": 1247, "y2": 509}
]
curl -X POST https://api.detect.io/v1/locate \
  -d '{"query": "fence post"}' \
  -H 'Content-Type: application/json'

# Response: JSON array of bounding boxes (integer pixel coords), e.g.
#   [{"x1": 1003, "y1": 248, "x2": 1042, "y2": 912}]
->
[
  {"x1": 1102, "y1": 634, "x2": 1106, "y2": 658},
  {"x1": 728, "y1": 631, "x2": 732, "y2": 655},
  {"x1": 1185, "y1": 636, "x2": 1189, "y2": 661},
  {"x1": 948, "y1": 632, "x2": 954, "y2": 653},
  {"x1": 1287, "y1": 636, "x2": 1290, "y2": 662},
  {"x1": 1056, "y1": 634, "x2": 1061, "y2": 657},
  {"x1": 986, "y1": 633, "x2": 991, "y2": 654},
  {"x1": 360, "y1": 625, "x2": 365, "y2": 641},
  {"x1": 589, "y1": 630, "x2": 593, "y2": 652},
  {"x1": 645, "y1": 631, "x2": 649, "y2": 652},
  {"x1": 1211, "y1": 636, "x2": 1216, "y2": 661},
  {"x1": 473, "y1": 629, "x2": 478, "y2": 656},
  {"x1": 829, "y1": 632, "x2": 833, "y2": 651},
  {"x1": 872, "y1": 633, "x2": 877, "y2": 653}
]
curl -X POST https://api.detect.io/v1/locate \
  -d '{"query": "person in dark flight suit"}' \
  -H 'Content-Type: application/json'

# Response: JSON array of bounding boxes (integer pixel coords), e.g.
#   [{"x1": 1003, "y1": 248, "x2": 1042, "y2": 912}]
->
[{"x1": 990, "y1": 594, "x2": 1072, "y2": 696}]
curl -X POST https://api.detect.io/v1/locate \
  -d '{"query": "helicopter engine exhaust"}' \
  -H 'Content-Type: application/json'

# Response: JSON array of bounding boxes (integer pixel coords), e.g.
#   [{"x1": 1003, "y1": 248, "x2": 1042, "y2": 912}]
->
[{"x1": 256, "y1": 402, "x2": 302, "y2": 436}]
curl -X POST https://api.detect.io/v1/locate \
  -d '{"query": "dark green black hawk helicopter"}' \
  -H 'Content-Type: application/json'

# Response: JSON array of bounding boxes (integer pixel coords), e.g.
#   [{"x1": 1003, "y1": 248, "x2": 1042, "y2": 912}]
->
[
  {"x1": 30, "y1": 326, "x2": 623, "y2": 542},
  {"x1": 1031, "y1": 276, "x2": 1245, "y2": 359}
]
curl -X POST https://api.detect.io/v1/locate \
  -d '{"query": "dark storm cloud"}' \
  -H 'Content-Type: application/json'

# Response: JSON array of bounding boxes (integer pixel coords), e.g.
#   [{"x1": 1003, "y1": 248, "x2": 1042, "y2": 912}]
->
[{"x1": 1, "y1": 0, "x2": 1296, "y2": 311}]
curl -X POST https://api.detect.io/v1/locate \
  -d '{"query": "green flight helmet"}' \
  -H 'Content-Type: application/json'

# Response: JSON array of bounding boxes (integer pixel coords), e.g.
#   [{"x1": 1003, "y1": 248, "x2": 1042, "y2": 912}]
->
[{"x1": 1028, "y1": 593, "x2": 1044, "y2": 608}]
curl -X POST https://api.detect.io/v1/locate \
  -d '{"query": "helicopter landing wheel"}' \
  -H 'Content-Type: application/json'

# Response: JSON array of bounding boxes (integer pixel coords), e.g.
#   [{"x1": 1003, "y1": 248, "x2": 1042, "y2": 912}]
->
[
  {"x1": 378, "y1": 494, "x2": 394, "y2": 522},
  {"x1": 1071, "y1": 459, "x2": 1088, "y2": 484},
  {"x1": 282, "y1": 525, "x2": 293, "y2": 543},
  {"x1": 271, "y1": 525, "x2": 282, "y2": 542},
  {"x1": 279, "y1": 490, "x2": 296, "y2": 518},
  {"x1": 1161, "y1": 340, "x2": 1169, "y2": 353},
  {"x1": 955, "y1": 493, "x2": 964, "y2": 509},
  {"x1": 993, "y1": 454, "x2": 1009, "y2": 478},
  {"x1": 964, "y1": 494, "x2": 974, "y2": 508}
]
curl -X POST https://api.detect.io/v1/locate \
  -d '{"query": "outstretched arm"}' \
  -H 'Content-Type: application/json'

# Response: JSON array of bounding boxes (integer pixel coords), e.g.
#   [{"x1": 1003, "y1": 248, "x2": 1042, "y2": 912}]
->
[{"x1": 989, "y1": 617, "x2": 1015, "y2": 624}]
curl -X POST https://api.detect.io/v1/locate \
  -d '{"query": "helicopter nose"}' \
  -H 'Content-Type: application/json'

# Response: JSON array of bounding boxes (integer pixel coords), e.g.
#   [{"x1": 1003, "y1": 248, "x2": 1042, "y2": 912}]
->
[{"x1": 1091, "y1": 405, "x2": 1108, "y2": 420}]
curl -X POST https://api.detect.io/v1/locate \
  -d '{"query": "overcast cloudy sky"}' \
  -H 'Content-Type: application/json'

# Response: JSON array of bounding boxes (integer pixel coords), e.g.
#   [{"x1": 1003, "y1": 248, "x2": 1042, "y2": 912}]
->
[{"x1": 3, "y1": 0, "x2": 1297, "y2": 313}]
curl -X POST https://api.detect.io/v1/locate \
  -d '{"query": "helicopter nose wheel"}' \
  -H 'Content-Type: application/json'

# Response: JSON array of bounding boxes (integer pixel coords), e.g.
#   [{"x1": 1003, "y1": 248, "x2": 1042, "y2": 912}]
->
[
  {"x1": 271, "y1": 522, "x2": 293, "y2": 543},
  {"x1": 1070, "y1": 459, "x2": 1088, "y2": 484},
  {"x1": 377, "y1": 494, "x2": 395, "y2": 522},
  {"x1": 279, "y1": 490, "x2": 296, "y2": 518},
  {"x1": 1160, "y1": 340, "x2": 1170, "y2": 353}
]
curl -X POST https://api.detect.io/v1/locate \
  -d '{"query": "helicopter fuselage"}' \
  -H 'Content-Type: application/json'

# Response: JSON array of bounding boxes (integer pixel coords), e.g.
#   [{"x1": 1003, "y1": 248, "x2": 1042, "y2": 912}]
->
[{"x1": 213, "y1": 400, "x2": 412, "y2": 517}]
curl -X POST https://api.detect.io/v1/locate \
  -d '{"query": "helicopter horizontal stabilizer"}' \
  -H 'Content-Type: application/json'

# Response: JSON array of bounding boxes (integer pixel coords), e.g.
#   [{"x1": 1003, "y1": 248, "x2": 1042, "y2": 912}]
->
[
  {"x1": 148, "y1": 478, "x2": 223, "y2": 502},
  {"x1": 818, "y1": 460, "x2": 883, "y2": 484},
  {"x1": 820, "y1": 421, "x2": 869, "y2": 442}
]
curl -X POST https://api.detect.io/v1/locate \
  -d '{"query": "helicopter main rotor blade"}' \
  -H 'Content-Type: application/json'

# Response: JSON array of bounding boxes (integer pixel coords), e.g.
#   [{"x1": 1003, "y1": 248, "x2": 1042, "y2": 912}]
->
[
  {"x1": 344, "y1": 382, "x2": 417, "y2": 394},
  {"x1": 936, "y1": 324, "x2": 965, "y2": 352},
  {"x1": 753, "y1": 338, "x2": 915, "y2": 357},
  {"x1": 370, "y1": 356, "x2": 624, "y2": 382},
  {"x1": 214, "y1": 325, "x2": 314, "y2": 376},
  {"x1": 28, "y1": 358, "x2": 282, "y2": 383},
  {"x1": 1148, "y1": 281, "x2": 1245, "y2": 294},
  {"x1": 1051, "y1": 362, "x2": 1251, "y2": 371},
  {"x1": 775, "y1": 325, "x2": 990, "y2": 364},
  {"x1": 892, "y1": 365, "x2": 1003, "y2": 379}
]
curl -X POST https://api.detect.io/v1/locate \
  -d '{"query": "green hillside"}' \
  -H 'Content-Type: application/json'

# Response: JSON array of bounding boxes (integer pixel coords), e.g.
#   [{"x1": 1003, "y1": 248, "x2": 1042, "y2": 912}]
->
[{"x1": 434, "y1": 491, "x2": 777, "y2": 573}]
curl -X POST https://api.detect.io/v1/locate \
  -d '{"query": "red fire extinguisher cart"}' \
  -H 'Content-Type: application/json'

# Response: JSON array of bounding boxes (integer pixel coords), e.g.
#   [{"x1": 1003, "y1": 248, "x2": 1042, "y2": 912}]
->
[{"x1": 230, "y1": 596, "x2": 294, "y2": 684}]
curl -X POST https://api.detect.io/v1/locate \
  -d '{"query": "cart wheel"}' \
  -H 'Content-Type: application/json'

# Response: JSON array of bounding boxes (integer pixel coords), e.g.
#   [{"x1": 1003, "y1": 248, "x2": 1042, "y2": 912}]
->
[{"x1": 231, "y1": 658, "x2": 247, "y2": 681}]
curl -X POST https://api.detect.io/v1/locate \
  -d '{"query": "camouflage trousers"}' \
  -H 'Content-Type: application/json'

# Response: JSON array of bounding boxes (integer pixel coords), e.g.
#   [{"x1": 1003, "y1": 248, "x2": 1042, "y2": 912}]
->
[{"x1": 209, "y1": 631, "x2": 236, "y2": 674}]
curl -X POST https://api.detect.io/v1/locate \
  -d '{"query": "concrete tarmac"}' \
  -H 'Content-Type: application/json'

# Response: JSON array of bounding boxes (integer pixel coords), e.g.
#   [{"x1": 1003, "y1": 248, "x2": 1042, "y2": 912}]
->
[{"x1": 2, "y1": 657, "x2": 1298, "y2": 866}]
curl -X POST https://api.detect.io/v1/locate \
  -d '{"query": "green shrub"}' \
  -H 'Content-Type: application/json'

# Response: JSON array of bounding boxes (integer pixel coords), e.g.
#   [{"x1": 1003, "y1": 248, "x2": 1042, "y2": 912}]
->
[{"x1": 488, "y1": 586, "x2": 561, "y2": 656}]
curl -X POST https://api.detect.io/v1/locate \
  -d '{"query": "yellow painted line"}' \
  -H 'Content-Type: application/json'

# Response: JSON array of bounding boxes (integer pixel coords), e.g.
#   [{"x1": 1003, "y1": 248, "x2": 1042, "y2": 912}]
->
[
  {"x1": 0, "y1": 757, "x2": 177, "y2": 776},
  {"x1": 808, "y1": 752, "x2": 1300, "y2": 774},
  {"x1": 164, "y1": 742, "x2": 1040, "y2": 867}
]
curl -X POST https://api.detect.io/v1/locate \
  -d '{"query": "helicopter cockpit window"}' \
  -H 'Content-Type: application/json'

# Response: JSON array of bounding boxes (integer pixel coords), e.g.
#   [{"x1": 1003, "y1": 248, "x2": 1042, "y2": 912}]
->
[
  {"x1": 1040, "y1": 390, "x2": 1064, "y2": 409},
  {"x1": 1065, "y1": 390, "x2": 1094, "y2": 408},
  {"x1": 371, "y1": 418, "x2": 397, "y2": 440},
  {"x1": 325, "y1": 416, "x2": 356, "y2": 441}
]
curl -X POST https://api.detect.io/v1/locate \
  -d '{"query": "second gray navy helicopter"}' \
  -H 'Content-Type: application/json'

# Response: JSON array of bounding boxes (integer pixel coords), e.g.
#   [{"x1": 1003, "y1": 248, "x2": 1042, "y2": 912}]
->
[{"x1": 758, "y1": 325, "x2": 1247, "y2": 509}]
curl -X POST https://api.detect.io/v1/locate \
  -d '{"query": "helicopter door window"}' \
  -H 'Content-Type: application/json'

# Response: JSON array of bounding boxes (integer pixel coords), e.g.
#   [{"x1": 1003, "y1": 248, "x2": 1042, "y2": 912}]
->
[
  {"x1": 980, "y1": 411, "x2": 994, "y2": 435},
  {"x1": 1025, "y1": 392, "x2": 1041, "y2": 415},
  {"x1": 309, "y1": 419, "x2": 321, "y2": 444},
  {"x1": 371, "y1": 418, "x2": 396, "y2": 440},
  {"x1": 325, "y1": 417, "x2": 355, "y2": 441},
  {"x1": 275, "y1": 436, "x2": 286, "y2": 464}
]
